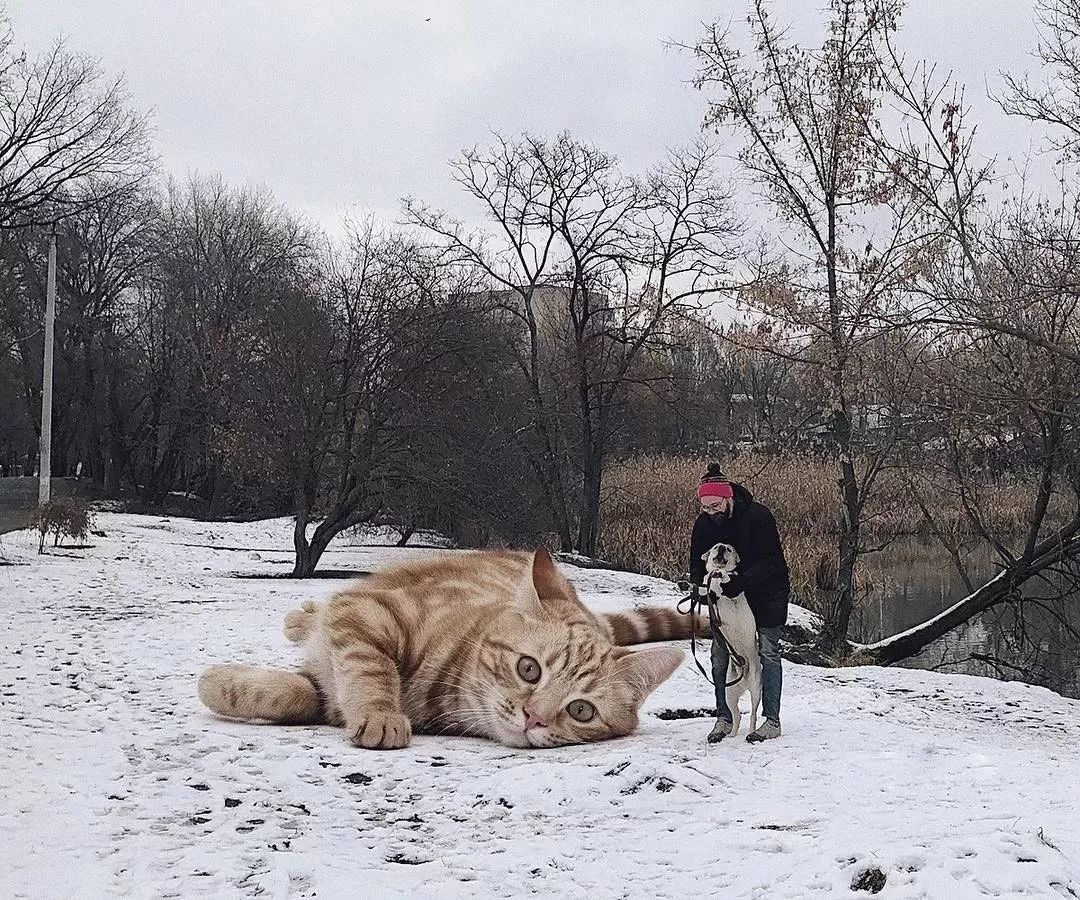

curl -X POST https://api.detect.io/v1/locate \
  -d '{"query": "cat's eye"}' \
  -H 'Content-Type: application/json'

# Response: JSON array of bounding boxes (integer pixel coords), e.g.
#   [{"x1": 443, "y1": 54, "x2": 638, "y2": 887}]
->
[
  {"x1": 516, "y1": 656, "x2": 541, "y2": 683},
  {"x1": 566, "y1": 699, "x2": 595, "y2": 723}
]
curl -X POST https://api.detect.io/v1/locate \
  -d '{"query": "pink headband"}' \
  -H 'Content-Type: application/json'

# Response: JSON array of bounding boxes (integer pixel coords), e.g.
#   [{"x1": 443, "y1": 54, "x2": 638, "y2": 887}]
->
[{"x1": 697, "y1": 481, "x2": 733, "y2": 501}]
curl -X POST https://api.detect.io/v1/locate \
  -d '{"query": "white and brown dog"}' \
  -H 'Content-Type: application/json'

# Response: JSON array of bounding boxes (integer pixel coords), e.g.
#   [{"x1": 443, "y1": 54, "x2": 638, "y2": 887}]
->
[{"x1": 702, "y1": 542, "x2": 762, "y2": 737}]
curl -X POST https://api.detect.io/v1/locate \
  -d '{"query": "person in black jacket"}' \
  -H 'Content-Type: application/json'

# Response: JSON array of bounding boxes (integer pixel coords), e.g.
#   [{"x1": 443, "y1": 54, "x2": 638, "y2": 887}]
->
[{"x1": 689, "y1": 462, "x2": 790, "y2": 743}]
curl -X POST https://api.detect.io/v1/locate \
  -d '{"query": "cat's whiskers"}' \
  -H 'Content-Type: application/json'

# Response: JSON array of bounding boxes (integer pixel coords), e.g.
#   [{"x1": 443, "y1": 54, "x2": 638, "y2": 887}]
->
[
  {"x1": 424, "y1": 668, "x2": 491, "y2": 696},
  {"x1": 424, "y1": 703, "x2": 492, "y2": 727},
  {"x1": 430, "y1": 709, "x2": 494, "y2": 738},
  {"x1": 441, "y1": 708, "x2": 495, "y2": 738}
]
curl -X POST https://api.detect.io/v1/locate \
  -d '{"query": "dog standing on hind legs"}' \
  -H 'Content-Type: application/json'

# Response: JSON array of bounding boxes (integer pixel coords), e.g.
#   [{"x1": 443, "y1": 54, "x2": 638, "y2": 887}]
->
[{"x1": 700, "y1": 542, "x2": 763, "y2": 742}]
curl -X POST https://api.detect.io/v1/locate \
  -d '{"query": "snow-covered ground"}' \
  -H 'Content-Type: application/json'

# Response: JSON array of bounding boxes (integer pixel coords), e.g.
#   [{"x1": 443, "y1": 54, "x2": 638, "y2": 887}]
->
[{"x1": 2, "y1": 514, "x2": 1078, "y2": 899}]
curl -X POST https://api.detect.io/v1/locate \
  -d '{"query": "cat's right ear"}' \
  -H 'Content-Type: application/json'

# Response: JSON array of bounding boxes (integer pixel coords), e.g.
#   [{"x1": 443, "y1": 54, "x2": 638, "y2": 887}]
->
[{"x1": 513, "y1": 552, "x2": 543, "y2": 616}]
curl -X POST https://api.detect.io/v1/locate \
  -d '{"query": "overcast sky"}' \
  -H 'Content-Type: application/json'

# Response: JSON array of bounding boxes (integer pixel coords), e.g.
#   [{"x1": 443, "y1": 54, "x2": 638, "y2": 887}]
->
[{"x1": 7, "y1": 1, "x2": 1049, "y2": 236}]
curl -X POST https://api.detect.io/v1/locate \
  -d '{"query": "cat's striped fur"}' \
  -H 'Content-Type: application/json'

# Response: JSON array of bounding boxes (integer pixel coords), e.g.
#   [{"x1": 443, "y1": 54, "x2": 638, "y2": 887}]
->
[{"x1": 198, "y1": 548, "x2": 699, "y2": 749}]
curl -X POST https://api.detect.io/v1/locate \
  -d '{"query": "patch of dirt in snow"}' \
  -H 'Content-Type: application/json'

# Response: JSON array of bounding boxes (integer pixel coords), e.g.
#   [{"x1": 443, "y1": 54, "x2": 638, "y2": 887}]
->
[
  {"x1": 1, "y1": 513, "x2": 1079, "y2": 899},
  {"x1": 851, "y1": 866, "x2": 887, "y2": 893}
]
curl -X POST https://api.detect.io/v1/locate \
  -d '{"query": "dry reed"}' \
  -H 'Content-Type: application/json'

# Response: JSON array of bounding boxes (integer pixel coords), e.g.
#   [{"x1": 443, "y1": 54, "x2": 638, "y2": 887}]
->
[{"x1": 598, "y1": 453, "x2": 1058, "y2": 612}]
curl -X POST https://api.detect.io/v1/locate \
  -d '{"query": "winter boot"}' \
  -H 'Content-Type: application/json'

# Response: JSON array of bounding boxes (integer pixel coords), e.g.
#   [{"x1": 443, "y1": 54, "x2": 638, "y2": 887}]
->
[
  {"x1": 746, "y1": 719, "x2": 781, "y2": 743},
  {"x1": 707, "y1": 718, "x2": 733, "y2": 743}
]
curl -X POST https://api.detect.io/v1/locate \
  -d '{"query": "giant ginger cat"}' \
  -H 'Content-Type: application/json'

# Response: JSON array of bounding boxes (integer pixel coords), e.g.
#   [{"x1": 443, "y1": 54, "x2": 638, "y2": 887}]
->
[{"x1": 198, "y1": 548, "x2": 696, "y2": 749}]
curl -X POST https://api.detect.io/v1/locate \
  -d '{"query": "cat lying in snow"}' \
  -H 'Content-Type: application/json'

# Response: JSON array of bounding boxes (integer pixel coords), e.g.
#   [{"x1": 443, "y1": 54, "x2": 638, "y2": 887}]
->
[{"x1": 199, "y1": 548, "x2": 700, "y2": 749}]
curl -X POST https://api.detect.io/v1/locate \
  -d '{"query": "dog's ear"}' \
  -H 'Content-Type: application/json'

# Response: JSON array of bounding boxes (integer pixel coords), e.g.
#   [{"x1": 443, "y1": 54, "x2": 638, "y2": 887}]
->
[{"x1": 701, "y1": 550, "x2": 712, "y2": 562}]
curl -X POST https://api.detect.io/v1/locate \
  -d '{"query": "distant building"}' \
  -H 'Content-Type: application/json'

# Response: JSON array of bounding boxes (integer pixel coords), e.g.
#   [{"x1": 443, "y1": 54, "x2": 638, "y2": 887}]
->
[{"x1": 464, "y1": 283, "x2": 613, "y2": 348}]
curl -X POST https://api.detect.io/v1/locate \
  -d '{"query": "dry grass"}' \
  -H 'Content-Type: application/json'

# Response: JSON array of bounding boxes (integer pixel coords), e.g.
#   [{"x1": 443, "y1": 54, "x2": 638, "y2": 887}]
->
[{"x1": 598, "y1": 453, "x2": 1059, "y2": 611}]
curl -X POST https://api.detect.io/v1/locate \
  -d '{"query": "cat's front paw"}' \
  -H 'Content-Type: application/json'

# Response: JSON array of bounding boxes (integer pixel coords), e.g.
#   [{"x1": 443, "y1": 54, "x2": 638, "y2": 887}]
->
[{"x1": 350, "y1": 711, "x2": 412, "y2": 749}]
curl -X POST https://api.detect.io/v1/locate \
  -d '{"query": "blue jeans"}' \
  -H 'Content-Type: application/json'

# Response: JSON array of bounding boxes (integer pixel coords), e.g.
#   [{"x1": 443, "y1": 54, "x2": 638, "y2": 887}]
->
[{"x1": 711, "y1": 625, "x2": 782, "y2": 724}]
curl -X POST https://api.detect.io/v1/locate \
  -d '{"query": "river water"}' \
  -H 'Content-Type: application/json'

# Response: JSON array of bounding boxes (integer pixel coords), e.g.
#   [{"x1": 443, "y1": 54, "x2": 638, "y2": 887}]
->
[{"x1": 850, "y1": 539, "x2": 1080, "y2": 700}]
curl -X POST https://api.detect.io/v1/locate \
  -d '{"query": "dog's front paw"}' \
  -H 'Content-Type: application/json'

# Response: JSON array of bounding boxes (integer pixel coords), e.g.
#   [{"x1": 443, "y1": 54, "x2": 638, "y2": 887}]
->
[{"x1": 350, "y1": 711, "x2": 412, "y2": 749}]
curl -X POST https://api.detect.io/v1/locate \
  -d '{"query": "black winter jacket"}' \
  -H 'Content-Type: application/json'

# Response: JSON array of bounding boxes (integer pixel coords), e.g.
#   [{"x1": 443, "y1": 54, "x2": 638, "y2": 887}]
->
[{"x1": 688, "y1": 482, "x2": 790, "y2": 627}]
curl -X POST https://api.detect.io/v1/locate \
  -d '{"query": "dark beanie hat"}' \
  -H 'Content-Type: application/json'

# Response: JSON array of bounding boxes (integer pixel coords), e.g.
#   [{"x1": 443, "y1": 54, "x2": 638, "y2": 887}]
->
[{"x1": 699, "y1": 462, "x2": 728, "y2": 484}]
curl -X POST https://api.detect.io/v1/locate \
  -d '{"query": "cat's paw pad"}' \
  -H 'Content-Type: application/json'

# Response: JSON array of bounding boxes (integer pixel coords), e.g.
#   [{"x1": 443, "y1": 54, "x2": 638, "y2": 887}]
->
[{"x1": 350, "y1": 712, "x2": 412, "y2": 749}]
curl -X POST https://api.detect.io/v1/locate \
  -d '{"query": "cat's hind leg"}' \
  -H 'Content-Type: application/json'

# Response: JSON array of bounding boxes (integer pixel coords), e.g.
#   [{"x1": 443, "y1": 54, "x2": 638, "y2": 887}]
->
[
  {"x1": 198, "y1": 664, "x2": 322, "y2": 723},
  {"x1": 283, "y1": 600, "x2": 319, "y2": 643}
]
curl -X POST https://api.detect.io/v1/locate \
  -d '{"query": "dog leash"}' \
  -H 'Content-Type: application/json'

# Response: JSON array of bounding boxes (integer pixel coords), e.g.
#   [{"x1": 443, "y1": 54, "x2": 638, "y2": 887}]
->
[{"x1": 678, "y1": 572, "x2": 747, "y2": 689}]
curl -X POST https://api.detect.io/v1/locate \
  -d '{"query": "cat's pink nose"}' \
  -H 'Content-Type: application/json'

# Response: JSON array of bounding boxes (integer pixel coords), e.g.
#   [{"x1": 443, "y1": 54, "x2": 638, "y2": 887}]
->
[{"x1": 523, "y1": 705, "x2": 547, "y2": 731}]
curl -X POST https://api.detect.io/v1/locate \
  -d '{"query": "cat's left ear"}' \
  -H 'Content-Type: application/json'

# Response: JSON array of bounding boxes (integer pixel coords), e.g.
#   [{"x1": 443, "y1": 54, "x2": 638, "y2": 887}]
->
[
  {"x1": 615, "y1": 646, "x2": 685, "y2": 704},
  {"x1": 513, "y1": 552, "x2": 543, "y2": 616},
  {"x1": 530, "y1": 546, "x2": 575, "y2": 601}
]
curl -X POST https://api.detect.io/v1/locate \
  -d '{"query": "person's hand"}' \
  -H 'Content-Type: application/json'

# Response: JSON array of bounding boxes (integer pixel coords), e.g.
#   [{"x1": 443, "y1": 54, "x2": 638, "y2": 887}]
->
[{"x1": 719, "y1": 576, "x2": 744, "y2": 598}]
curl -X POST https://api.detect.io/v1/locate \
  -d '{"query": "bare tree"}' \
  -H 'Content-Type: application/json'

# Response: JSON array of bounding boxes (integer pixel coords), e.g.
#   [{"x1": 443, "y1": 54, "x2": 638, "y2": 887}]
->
[
  {"x1": 285, "y1": 225, "x2": 428, "y2": 577},
  {"x1": 0, "y1": 16, "x2": 152, "y2": 229},
  {"x1": 217, "y1": 218, "x2": 478, "y2": 577},
  {"x1": 864, "y1": 196, "x2": 1080, "y2": 664},
  {"x1": 1000, "y1": 0, "x2": 1080, "y2": 157},
  {"x1": 689, "y1": 0, "x2": 935, "y2": 652},
  {"x1": 824, "y1": 2, "x2": 1080, "y2": 667},
  {"x1": 0, "y1": 183, "x2": 158, "y2": 487},
  {"x1": 129, "y1": 176, "x2": 313, "y2": 508},
  {"x1": 406, "y1": 133, "x2": 739, "y2": 556},
  {"x1": 870, "y1": 0, "x2": 1080, "y2": 370}
]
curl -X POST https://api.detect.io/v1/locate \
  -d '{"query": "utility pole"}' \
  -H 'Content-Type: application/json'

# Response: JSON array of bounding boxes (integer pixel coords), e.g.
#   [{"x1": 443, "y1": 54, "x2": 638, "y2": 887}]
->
[{"x1": 38, "y1": 225, "x2": 57, "y2": 505}]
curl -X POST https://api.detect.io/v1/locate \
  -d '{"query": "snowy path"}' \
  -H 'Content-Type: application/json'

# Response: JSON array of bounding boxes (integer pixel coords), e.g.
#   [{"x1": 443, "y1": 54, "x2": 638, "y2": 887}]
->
[{"x1": 2, "y1": 514, "x2": 1078, "y2": 898}]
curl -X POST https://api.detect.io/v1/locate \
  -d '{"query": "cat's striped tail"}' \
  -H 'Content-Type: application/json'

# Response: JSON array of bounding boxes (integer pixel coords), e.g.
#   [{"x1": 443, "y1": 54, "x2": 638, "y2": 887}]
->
[
  {"x1": 601, "y1": 606, "x2": 711, "y2": 646},
  {"x1": 198, "y1": 664, "x2": 323, "y2": 724}
]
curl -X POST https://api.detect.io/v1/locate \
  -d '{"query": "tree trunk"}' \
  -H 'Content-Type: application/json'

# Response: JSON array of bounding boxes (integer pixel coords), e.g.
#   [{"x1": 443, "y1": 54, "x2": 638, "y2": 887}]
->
[
  {"x1": 815, "y1": 399, "x2": 862, "y2": 654},
  {"x1": 290, "y1": 491, "x2": 376, "y2": 577},
  {"x1": 291, "y1": 511, "x2": 320, "y2": 578},
  {"x1": 291, "y1": 518, "x2": 346, "y2": 577},
  {"x1": 544, "y1": 458, "x2": 575, "y2": 552},
  {"x1": 575, "y1": 446, "x2": 603, "y2": 557},
  {"x1": 395, "y1": 523, "x2": 416, "y2": 547},
  {"x1": 817, "y1": 521, "x2": 860, "y2": 654},
  {"x1": 105, "y1": 387, "x2": 126, "y2": 496},
  {"x1": 863, "y1": 530, "x2": 1080, "y2": 665},
  {"x1": 812, "y1": 198, "x2": 866, "y2": 654}
]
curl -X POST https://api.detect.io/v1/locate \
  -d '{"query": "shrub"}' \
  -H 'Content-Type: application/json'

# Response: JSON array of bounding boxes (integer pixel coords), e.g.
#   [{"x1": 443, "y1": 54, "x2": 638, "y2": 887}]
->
[{"x1": 29, "y1": 499, "x2": 96, "y2": 553}]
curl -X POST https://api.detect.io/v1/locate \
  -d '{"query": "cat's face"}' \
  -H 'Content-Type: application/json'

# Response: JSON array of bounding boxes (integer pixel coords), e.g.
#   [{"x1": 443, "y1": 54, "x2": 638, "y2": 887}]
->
[
  {"x1": 476, "y1": 617, "x2": 640, "y2": 747},
  {"x1": 473, "y1": 549, "x2": 683, "y2": 748}
]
